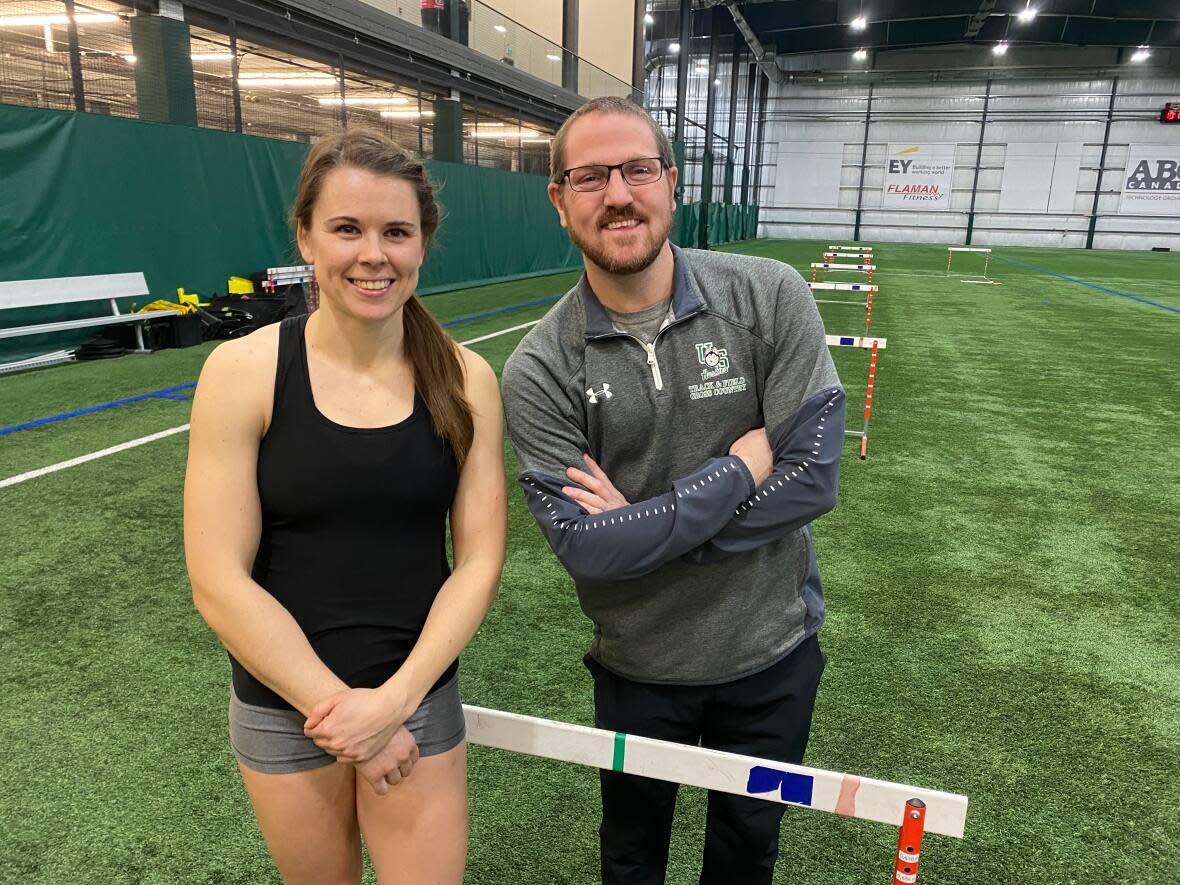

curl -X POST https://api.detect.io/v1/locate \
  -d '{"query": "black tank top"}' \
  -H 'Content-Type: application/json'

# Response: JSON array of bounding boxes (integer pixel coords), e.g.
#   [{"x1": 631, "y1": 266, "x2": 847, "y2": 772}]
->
[{"x1": 230, "y1": 315, "x2": 460, "y2": 709}]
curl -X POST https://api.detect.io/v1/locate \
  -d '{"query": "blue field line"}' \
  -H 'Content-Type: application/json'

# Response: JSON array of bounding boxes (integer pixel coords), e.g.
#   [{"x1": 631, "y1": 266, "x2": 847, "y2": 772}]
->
[
  {"x1": 441, "y1": 293, "x2": 562, "y2": 328},
  {"x1": 0, "y1": 383, "x2": 195, "y2": 436},
  {"x1": 993, "y1": 255, "x2": 1180, "y2": 315}
]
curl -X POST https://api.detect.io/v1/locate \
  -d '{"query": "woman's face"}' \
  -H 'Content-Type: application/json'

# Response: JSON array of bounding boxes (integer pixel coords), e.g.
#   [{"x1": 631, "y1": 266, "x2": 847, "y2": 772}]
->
[{"x1": 297, "y1": 165, "x2": 426, "y2": 324}]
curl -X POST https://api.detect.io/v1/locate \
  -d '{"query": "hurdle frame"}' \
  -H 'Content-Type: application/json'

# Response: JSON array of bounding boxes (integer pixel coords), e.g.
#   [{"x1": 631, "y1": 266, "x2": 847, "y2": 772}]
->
[
  {"x1": 264, "y1": 264, "x2": 318, "y2": 311},
  {"x1": 825, "y1": 335, "x2": 882, "y2": 459},
  {"x1": 946, "y1": 247, "x2": 997, "y2": 284},
  {"x1": 812, "y1": 262, "x2": 876, "y2": 284},
  {"x1": 464, "y1": 704, "x2": 966, "y2": 880},
  {"x1": 810, "y1": 281, "x2": 877, "y2": 330}
]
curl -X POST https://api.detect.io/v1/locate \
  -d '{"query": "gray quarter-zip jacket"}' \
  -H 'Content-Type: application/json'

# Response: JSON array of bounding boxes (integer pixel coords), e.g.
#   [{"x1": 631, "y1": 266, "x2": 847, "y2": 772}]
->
[{"x1": 502, "y1": 244, "x2": 845, "y2": 684}]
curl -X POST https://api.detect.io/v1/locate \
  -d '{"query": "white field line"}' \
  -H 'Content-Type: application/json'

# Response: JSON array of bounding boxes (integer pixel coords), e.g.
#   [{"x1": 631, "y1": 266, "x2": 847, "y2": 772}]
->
[{"x1": 0, "y1": 319, "x2": 542, "y2": 490}]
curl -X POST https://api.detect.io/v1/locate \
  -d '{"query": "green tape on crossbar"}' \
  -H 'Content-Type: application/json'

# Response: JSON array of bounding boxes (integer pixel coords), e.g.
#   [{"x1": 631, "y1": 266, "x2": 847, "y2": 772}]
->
[{"x1": 612, "y1": 732, "x2": 627, "y2": 771}]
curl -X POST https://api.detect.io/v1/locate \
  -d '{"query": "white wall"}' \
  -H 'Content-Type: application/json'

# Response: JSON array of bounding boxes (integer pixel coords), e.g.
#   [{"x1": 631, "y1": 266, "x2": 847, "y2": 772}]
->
[{"x1": 757, "y1": 70, "x2": 1180, "y2": 250}]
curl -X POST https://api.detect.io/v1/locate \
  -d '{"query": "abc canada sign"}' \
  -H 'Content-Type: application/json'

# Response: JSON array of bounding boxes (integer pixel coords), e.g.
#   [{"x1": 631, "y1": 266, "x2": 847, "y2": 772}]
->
[{"x1": 1119, "y1": 146, "x2": 1180, "y2": 216}]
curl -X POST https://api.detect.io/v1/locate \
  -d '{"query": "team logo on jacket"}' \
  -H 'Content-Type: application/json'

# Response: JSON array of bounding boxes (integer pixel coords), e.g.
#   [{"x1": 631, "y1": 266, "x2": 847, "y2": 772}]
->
[
  {"x1": 695, "y1": 342, "x2": 730, "y2": 380},
  {"x1": 586, "y1": 383, "x2": 612, "y2": 404}
]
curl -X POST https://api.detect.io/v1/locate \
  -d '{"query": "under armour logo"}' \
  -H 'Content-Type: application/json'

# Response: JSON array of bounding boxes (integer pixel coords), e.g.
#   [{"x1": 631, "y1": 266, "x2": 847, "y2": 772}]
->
[{"x1": 586, "y1": 384, "x2": 612, "y2": 404}]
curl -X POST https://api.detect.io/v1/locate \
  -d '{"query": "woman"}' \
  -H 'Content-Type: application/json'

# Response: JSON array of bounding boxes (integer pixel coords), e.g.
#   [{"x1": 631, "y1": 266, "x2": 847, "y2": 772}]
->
[{"x1": 184, "y1": 129, "x2": 506, "y2": 884}]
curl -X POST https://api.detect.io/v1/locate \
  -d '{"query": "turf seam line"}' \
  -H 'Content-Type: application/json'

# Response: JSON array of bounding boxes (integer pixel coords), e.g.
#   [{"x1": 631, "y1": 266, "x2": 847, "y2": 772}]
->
[
  {"x1": 440, "y1": 294, "x2": 562, "y2": 328},
  {"x1": 992, "y1": 254, "x2": 1180, "y2": 315},
  {"x1": 0, "y1": 320, "x2": 541, "y2": 489},
  {"x1": 0, "y1": 383, "x2": 196, "y2": 437}
]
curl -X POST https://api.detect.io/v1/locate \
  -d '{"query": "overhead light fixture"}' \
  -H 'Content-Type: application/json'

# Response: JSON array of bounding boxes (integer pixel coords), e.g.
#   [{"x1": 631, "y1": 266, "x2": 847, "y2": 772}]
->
[
  {"x1": 853, "y1": 48, "x2": 868, "y2": 61},
  {"x1": 191, "y1": 52, "x2": 234, "y2": 61},
  {"x1": 123, "y1": 54, "x2": 136, "y2": 64},
  {"x1": 381, "y1": 110, "x2": 434, "y2": 119},
  {"x1": 0, "y1": 13, "x2": 118, "y2": 26},
  {"x1": 546, "y1": 53, "x2": 560, "y2": 61},
  {"x1": 992, "y1": 41, "x2": 1008, "y2": 56},
  {"x1": 669, "y1": 42, "x2": 680, "y2": 53},
  {"x1": 237, "y1": 75, "x2": 338, "y2": 87},
  {"x1": 494, "y1": 24, "x2": 507, "y2": 33},
  {"x1": 850, "y1": 16, "x2": 867, "y2": 31},
  {"x1": 319, "y1": 96, "x2": 410, "y2": 106},
  {"x1": 644, "y1": 14, "x2": 654, "y2": 26},
  {"x1": 713, "y1": 78, "x2": 720, "y2": 86},
  {"x1": 1016, "y1": 6, "x2": 1037, "y2": 23},
  {"x1": 1130, "y1": 45, "x2": 1150, "y2": 62}
]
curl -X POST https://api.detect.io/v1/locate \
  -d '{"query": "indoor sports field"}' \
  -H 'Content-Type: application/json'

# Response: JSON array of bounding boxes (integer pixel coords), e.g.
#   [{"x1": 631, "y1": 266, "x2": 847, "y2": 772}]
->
[{"x1": 1, "y1": 239, "x2": 1176, "y2": 884}]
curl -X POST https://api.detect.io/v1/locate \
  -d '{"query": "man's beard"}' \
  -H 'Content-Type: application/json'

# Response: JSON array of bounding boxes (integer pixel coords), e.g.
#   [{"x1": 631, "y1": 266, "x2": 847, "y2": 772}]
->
[{"x1": 569, "y1": 211, "x2": 671, "y2": 276}]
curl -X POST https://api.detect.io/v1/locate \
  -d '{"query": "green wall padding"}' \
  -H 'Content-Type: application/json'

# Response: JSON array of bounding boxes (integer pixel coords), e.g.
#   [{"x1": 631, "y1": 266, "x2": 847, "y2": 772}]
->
[{"x1": 0, "y1": 103, "x2": 581, "y2": 360}]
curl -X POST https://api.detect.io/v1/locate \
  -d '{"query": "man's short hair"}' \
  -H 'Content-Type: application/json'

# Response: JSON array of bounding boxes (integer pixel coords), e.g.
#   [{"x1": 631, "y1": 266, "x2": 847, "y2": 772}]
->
[{"x1": 549, "y1": 97, "x2": 676, "y2": 185}]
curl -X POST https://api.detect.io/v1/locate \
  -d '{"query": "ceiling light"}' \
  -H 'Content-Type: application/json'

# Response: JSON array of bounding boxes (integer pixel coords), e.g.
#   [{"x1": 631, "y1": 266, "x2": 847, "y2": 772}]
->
[
  {"x1": 1130, "y1": 45, "x2": 1150, "y2": 62},
  {"x1": 494, "y1": 24, "x2": 507, "y2": 33},
  {"x1": 853, "y1": 48, "x2": 868, "y2": 61},
  {"x1": 992, "y1": 41, "x2": 1008, "y2": 55},
  {"x1": 319, "y1": 96, "x2": 410, "y2": 106},
  {"x1": 191, "y1": 52, "x2": 234, "y2": 61},
  {"x1": 669, "y1": 42, "x2": 680, "y2": 53},
  {"x1": 468, "y1": 128, "x2": 538, "y2": 139},
  {"x1": 123, "y1": 54, "x2": 136, "y2": 64},
  {"x1": 1016, "y1": 6, "x2": 1037, "y2": 23},
  {"x1": 0, "y1": 13, "x2": 118, "y2": 26},
  {"x1": 381, "y1": 110, "x2": 434, "y2": 119},
  {"x1": 850, "y1": 16, "x2": 867, "y2": 31},
  {"x1": 644, "y1": 14, "x2": 654, "y2": 26},
  {"x1": 713, "y1": 78, "x2": 721, "y2": 86},
  {"x1": 546, "y1": 53, "x2": 560, "y2": 61}
]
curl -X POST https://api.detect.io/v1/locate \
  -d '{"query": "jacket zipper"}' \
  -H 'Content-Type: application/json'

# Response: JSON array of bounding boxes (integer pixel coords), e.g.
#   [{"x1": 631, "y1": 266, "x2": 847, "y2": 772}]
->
[{"x1": 643, "y1": 341, "x2": 664, "y2": 390}]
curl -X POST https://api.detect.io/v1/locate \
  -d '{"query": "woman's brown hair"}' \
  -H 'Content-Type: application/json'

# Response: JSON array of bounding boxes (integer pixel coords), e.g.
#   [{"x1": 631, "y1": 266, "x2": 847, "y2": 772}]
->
[{"x1": 291, "y1": 129, "x2": 474, "y2": 467}]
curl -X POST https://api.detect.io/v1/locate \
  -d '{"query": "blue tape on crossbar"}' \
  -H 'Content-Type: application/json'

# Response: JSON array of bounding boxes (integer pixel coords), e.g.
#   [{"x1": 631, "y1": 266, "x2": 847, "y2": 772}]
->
[
  {"x1": 745, "y1": 765, "x2": 814, "y2": 806},
  {"x1": 0, "y1": 383, "x2": 195, "y2": 436},
  {"x1": 839, "y1": 336, "x2": 855, "y2": 346}
]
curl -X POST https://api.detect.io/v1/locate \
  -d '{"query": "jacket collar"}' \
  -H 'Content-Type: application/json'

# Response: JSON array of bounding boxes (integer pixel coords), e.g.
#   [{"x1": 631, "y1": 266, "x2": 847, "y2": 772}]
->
[{"x1": 579, "y1": 243, "x2": 706, "y2": 340}]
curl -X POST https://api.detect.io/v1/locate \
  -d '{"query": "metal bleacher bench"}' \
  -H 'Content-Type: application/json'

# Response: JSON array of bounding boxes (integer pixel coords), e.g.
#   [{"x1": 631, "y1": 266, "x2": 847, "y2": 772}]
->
[{"x1": 0, "y1": 272, "x2": 179, "y2": 374}]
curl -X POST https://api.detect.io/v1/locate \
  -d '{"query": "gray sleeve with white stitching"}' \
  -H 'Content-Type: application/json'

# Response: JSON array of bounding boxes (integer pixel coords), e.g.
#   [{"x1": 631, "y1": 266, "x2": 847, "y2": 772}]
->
[{"x1": 503, "y1": 344, "x2": 755, "y2": 583}]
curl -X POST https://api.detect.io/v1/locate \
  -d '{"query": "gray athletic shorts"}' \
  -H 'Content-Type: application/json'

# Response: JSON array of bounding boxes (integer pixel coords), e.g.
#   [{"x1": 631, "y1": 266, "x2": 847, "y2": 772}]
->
[{"x1": 229, "y1": 673, "x2": 465, "y2": 775}]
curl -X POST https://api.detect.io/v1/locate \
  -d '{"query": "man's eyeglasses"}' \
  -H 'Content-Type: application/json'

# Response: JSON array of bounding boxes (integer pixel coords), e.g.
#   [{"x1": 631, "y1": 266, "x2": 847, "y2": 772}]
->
[{"x1": 561, "y1": 158, "x2": 666, "y2": 192}]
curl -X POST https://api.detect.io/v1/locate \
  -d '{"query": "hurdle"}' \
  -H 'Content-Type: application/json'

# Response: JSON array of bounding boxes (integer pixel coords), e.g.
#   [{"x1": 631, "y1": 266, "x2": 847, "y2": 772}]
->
[
  {"x1": 809, "y1": 282, "x2": 877, "y2": 330},
  {"x1": 946, "y1": 247, "x2": 997, "y2": 285},
  {"x1": 826, "y1": 335, "x2": 883, "y2": 459},
  {"x1": 812, "y1": 262, "x2": 875, "y2": 284},
  {"x1": 823, "y1": 252, "x2": 873, "y2": 262},
  {"x1": 828, "y1": 245, "x2": 872, "y2": 252},
  {"x1": 464, "y1": 705, "x2": 967, "y2": 881},
  {"x1": 264, "y1": 264, "x2": 318, "y2": 310}
]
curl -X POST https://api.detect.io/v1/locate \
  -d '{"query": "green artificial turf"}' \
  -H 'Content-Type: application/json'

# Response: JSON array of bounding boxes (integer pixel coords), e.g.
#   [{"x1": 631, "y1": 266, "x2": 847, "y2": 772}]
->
[{"x1": 1, "y1": 240, "x2": 1176, "y2": 884}]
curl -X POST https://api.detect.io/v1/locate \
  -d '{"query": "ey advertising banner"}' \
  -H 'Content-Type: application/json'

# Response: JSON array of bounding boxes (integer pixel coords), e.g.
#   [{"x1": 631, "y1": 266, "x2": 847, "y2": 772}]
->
[
  {"x1": 882, "y1": 144, "x2": 955, "y2": 210},
  {"x1": 1118, "y1": 145, "x2": 1180, "y2": 216}
]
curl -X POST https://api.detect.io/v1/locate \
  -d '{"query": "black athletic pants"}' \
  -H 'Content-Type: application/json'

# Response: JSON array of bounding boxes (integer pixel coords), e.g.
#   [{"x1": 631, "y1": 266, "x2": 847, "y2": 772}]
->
[{"x1": 587, "y1": 635, "x2": 826, "y2": 885}]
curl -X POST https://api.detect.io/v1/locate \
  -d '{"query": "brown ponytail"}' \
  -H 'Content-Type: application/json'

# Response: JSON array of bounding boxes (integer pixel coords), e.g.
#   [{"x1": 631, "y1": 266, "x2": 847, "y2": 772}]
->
[{"x1": 291, "y1": 128, "x2": 474, "y2": 467}]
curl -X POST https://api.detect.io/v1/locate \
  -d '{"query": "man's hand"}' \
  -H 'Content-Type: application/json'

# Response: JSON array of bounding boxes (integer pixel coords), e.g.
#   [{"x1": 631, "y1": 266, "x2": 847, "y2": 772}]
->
[
  {"x1": 355, "y1": 726, "x2": 420, "y2": 796},
  {"x1": 563, "y1": 454, "x2": 630, "y2": 514},
  {"x1": 730, "y1": 427, "x2": 773, "y2": 487},
  {"x1": 304, "y1": 687, "x2": 407, "y2": 764}
]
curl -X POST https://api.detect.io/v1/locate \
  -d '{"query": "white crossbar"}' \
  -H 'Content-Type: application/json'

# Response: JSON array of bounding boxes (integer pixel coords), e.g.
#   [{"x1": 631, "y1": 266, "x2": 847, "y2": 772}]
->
[
  {"x1": 826, "y1": 335, "x2": 885, "y2": 349},
  {"x1": 946, "y1": 247, "x2": 991, "y2": 253},
  {"x1": 828, "y1": 245, "x2": 872, "y2": 251},
  {"x1": 823, "y1": 253, "x2": 873, "y2": 260},
  {"x1": 809, "y1": 282, "x2": 878, "y2": 292},
  {"x1": 0, "y1": 272, "x2": 149, "y2": 310},
  {"x1": 463, "y1": 706, "x2": 967, "y2": 838},
  {"x1": 812, "y1": 263, "x2": 875, "y2": 271},
  {"x1": 266, "y1": 264, "x2": 313, "y2": 276}
]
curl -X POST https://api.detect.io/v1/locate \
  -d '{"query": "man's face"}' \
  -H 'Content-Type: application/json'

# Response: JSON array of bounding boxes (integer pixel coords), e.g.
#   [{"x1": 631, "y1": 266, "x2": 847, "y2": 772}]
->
[{"x1": 548, "y1": 112, "x2": 678, "y2": 276}]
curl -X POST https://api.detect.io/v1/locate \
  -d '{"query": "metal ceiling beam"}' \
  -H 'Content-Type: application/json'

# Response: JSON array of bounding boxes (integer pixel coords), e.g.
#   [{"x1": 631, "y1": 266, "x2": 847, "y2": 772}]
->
[
  {"x1": 715, "y1": 0, "x2": 784, "y2": 84},
  {"x1": 965, "y1": 1, "x2": 997, "y2": 39}
]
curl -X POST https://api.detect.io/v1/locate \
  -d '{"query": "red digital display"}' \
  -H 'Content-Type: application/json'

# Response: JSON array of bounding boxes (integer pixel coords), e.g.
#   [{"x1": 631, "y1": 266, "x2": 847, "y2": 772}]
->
[{"x1": 1162, "y1": 102, "x2": 1180, "y2": 124}]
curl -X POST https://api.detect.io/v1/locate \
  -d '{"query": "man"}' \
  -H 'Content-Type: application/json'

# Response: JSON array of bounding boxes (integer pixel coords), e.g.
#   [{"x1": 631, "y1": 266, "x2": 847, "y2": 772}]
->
[{"x1": 501, "y1": 96, "x2": 845, "y2": 885}]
